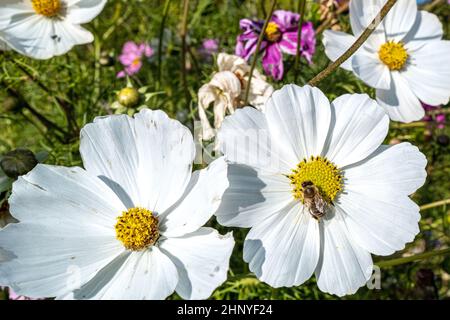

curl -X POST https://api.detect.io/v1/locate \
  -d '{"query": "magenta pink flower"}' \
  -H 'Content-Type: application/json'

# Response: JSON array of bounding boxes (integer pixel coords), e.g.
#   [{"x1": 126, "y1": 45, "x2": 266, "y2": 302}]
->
[
  {"x1": 117, "y1": 41, "x2": 154, "y2": 78},
  {"x1": 235, "y1": 10, "x2": 316, "y2": 80}
]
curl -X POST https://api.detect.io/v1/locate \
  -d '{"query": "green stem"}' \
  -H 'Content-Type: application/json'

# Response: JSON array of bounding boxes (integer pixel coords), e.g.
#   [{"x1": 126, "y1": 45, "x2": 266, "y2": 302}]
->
[
  {"x1": 157, "y1": 0, "x2": 172, "y2": 89},
  {"x1": 376, "y1": 248, "x2": 450, "y2": 268},
  {"x1": 243, "y1": 0, "x2": 277, "y2": 105},
  {"x1": 294, "y1": 0, "x2": 306, "y2": 82},
  {"x1": 4, "y1": 85, "x2": 66, "y2": 136},
  {"x1": 420, "y1": 199, "x2": 450, "y2": 211},
  {"x1": 308, "y1": 0, "x2": 398, "y2": 86},
  {"x1": 12, "y1": 59, "x2": 79, "y2": 138},
  {"x1": 180, "y1": 0, "x2": 191, "y2": 103}
]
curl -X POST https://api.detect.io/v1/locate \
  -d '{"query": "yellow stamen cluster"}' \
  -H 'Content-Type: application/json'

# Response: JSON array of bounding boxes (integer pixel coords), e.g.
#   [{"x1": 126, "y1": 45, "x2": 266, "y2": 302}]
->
[
  {"x1": 31, "y1": 0, "x2": 61, "y2": 17},
  {"x1": 288, "y1": 156, "x2": 343, "y2": 203},
  {"x1": 378, "y1": 41, "x2": 408, "y2": 71},
  {"x1": 115, "y1": 207, "x2": 159, "y2": 251},
  {"x1": 265, "y1": 22, "x2": 282, "y2": 42}
]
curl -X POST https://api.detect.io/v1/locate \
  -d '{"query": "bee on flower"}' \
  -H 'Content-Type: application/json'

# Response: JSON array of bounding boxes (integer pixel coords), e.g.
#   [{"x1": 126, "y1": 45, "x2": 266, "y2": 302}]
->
[{"x1": 215, "y1": 84, "x2": 427, "y2": 296}]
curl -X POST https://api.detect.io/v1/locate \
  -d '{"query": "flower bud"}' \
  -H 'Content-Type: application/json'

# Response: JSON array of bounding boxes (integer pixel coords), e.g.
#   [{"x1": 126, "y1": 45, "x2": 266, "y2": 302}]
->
[
  {"x1": 118, "y1": 87, "x2": 140, "y2": 108},
  {"x1": 0, "y1": 148, "x2": 38, "y2": 179}
]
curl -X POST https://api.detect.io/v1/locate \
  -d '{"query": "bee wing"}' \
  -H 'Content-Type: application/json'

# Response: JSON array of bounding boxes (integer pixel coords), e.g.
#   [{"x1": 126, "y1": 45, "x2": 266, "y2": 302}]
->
[{"x1": 313, "y1": 193, "x2": 328, "y2": 214}]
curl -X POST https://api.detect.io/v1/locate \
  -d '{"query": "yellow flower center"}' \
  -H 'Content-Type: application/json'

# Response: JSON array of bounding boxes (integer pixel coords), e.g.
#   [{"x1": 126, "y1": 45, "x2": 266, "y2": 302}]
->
[
  {"x1": 288, "y1": 156, "x2": 343, "y2": 203},
  {"x1": 131, "y1": 58, "x2": 141, "y2": 67},
  {"x1": 115, "y1": 207, "x2": 159, "y2": 251},
  {"x1": 265, "y1": 22, "x2": 281, "y2": 42},
  {"x1": 378, "y1": 41, "x2": 408, "y2": 71},
  {"x1": 31, "y1": 0, "x2": 61, "y2": 17}
]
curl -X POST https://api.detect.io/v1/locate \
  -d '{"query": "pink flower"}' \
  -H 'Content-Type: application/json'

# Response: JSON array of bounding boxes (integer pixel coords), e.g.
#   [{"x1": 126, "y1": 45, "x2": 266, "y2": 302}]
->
[
  {"x1": 117, "y1": 41, "x2": 154, "y2": 78},
  {"x1": 201, "y1": 39, "x2": 219, "y2": 55},
  {"x1": 235, "y1": 10, "x2": 316, "y2": 80}
]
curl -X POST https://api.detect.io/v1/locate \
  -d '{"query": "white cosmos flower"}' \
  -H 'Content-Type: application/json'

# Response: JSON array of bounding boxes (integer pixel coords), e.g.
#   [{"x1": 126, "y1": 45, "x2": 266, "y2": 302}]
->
[
  {"x1": 198, "y1": 53, "x2": 274, "y2": 140},
  {"x1": 0, "y1": 0, "x2": 107, "y2": 59},
  {"x1": 322, "y1": 0, "x2": 450, "y2": 123},
  {"x1": 0, "y1": 109, "x2": 234, "y2": 300},
  {"x1": 216, "y1": 84, "x2": 427, "y2": 296}
]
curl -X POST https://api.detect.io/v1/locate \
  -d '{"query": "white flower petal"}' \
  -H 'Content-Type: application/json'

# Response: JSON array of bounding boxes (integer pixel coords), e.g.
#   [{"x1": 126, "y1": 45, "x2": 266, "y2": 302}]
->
[
  {"x1": 1, "y1": 12, "x2": 93, "y2": 59},
  {"x1": 215, "y1": 164, "x2": 293, "y2": 228},
  {"x1": 198, "y1": 83, "x2": 218, "y2": 140},
  {"x1": 218, "y1": 107, "x2": 295, "y2": 173},
  {"x1": 244, "y1": 202, "x2": 320, "y2": 287},
  {"x1": 322, "y1": 30, "x2": 356, "y2": 71},
  {"x1": 352, "y1": 51, "x2": 391, "y2": 90},
  {"x1": 160, "y1": 227, "x2": 234, "y2": 300},
  {"x1": 338, "y1": 142, "x2": 426, "y2": 256},
  {"x1": 80, "y1": 109, "x2": 195, "y2": 212},
  {"x1": 66, "y1": 0, "x2": 107, "y2": 24},
  {"x1": 265, "y1": 84, "x2": 331, "y2": 163},
  {"x1": 49, "y1": 20, "x2": 94, "y2": 56},
  {"x1": 160, "y1": 158, "x2": 228, "y2": 238},
  {"x1": 344, "y1": 143, "x2": 427, "y2": 196},
  {"x1": 383, "y1": 0, "x2": 417, "y2": 42},
  {"x1": 0, "y1": 164, "x2": 125, "y2": 298},
  {"x1": 349, "y1": 0, "x2": 384, "y2": 37},
  {"x1": 376, "y1": 72, "x2": 424, "y2": 123},
  {"x1": 134, "y1": 110, "x2": 195, "y2": 213},
  {"x1": 68, "y1": 248, "x2": 178, "y2": 300},
  {"x1": 338, "y1": 195, "x2": 420, "y2": 257},
  {"x1": 0, "y1": 1, "x2": 33, "y2": 29},
  {"x1": 403, "y1": 11, "x2": 443, "y2": 51},
  {"x1": 402, "y1": 40, "x2": 450, "y2": 106},
  {"x1": 9, "y1": 164, "x2": 124, "y2": 226},
  {"x1": 315, "y1": 213, "x2": 373, "y2": 297},
  {"x1": 1, "y1": 14, "x2": 54, "y2": 59},
  {"x1": 324, "y1": 94, "x2": 389, "y2": 168}
]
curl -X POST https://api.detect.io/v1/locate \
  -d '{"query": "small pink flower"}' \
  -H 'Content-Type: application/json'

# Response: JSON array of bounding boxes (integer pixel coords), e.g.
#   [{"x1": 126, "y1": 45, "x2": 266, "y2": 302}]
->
[
  {"x1": 117, "y1": 41, "x2": 154, "y2": 78},
  {"x1": 201, "y1": 39, "x2": 219, "y2": 55}
]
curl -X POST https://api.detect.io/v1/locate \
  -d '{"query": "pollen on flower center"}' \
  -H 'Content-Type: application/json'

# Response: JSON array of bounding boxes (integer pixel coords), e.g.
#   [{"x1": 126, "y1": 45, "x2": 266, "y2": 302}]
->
[
  {"x1": 265, "y1": 22, "x2": 281, "y2": 42},
  {"x1": 378, "y1": 41, "x2": 408, "y2": 71},
  {"x1": 288, "y1": 156, "x2": 343, "y2": 203},
  {"x1": 31, "y1": 0, "x2": 61, "y2": 17},
  {"x1": 115, "y1": 207, "x2": 159, "y2": 251}
]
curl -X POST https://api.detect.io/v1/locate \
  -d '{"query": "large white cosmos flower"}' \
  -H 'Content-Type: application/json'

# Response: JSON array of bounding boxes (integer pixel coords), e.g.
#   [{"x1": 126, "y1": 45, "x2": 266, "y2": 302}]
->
[
  {"x1": 0, "y1": 0, "x2": 107, "y2": 59},
  {"x1": 323, "y1": 0, "x2": 450, "y2": 123},
  {"x1": 216, "y1": 84, "x2": 427, "y2": 296},
  {"x1": 0, "y1": 109, "x2": 234, "y2": 300}
]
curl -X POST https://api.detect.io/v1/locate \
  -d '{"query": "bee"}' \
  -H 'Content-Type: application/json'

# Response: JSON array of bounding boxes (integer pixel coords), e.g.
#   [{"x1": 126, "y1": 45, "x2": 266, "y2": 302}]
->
[{"x1": 301, "y1": 180, "x2": 328, "y2": 220}]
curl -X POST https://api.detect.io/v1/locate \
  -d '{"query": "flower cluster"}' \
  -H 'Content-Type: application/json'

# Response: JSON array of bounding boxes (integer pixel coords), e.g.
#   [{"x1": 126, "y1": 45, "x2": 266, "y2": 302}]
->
[{"x1": 117, "y1": 41, "x2": 154, "y2": 78}]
